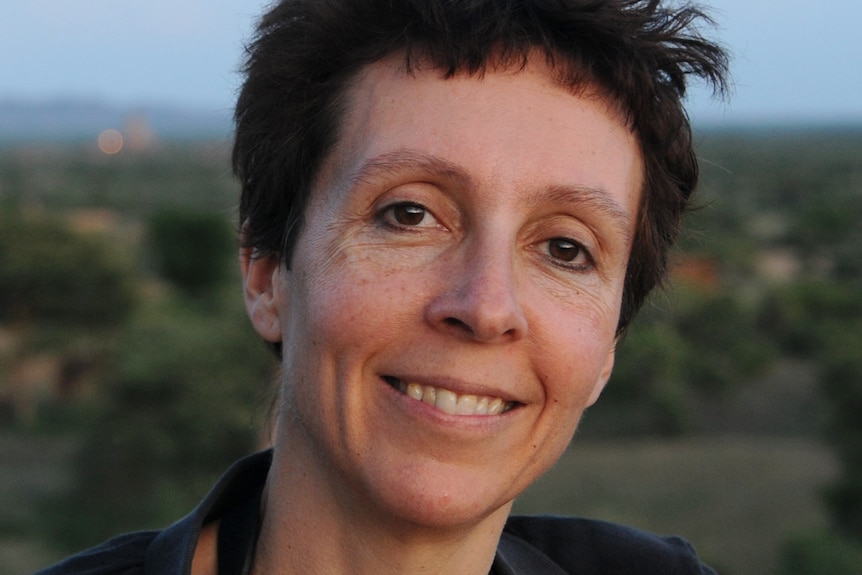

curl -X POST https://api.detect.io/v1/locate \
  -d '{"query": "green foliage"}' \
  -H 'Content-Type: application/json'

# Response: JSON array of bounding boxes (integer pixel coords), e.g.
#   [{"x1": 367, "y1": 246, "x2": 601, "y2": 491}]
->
[
  {"x1": 759, "y1": 281, "x2": 862, "y2": 356},
  {"x1": 777, "y1": 530, "x2": 862, "y2": 575},
  {"x1": 0, "y1": 145, "x2": 279, "y2": 552},
  {"x1": 0, "y1": 211, "x2": 136, "y2": 326},
  {"x1": 147, "y1": 209, "x2": 235, "y2": 298},
  {"x1": 40, "y1": 298, "x2": 277, "y2": 551},
  {"x1": 607, "y1": 286, "x2": 777, "y2": 434},
  {"x1": 756, "y1": 277, "x2": 862, "y2": 539},
  {"x1": 659, "y1": 129, "x2": 862, "y2": 546},
  {"x1": 0, "y1": 144, "x2": 237, "y2": 215},
  {"x1": 821, "y1": 324, "x2": 862, "y2": 539},
  {"x1": 695, "y1": 128, "x2": 862, "y2": 282},
  {"x1": 672, "y1": 288, "x2": 777, "y2": 393}
]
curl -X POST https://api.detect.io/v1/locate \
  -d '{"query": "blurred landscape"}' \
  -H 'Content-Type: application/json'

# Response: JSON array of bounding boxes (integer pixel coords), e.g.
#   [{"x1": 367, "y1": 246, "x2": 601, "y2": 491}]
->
[
  {"x1": 1, "y1": 109, "x2": 861, "y2": 574},
  {"x1": 0, "y1": 100, "x2": 232, "y2": 144}
]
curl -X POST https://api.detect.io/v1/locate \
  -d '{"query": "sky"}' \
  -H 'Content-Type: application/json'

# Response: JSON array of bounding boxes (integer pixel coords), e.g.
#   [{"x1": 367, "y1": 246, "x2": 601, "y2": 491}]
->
[{"x1": 2, "y1": 0, "x2": 861, "y2": 127}]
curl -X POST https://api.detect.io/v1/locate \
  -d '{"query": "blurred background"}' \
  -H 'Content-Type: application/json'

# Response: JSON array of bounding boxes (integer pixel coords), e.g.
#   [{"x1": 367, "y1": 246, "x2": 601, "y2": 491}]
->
[{"x1": 1, "y1": 1, "x2": 861, "y2": 574}]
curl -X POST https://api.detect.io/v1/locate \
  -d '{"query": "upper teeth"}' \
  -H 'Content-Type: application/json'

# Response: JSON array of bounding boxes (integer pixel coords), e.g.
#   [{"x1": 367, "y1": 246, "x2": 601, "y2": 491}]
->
[{"x1": 398, "y1": 381, "x2": 511, "y2": 416}]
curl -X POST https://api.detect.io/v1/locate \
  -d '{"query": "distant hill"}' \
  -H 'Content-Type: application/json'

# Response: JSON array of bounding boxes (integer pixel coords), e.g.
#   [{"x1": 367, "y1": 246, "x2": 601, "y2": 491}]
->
[{"x1": 0, "y1": 99, "x2": 232, "y2": 143}]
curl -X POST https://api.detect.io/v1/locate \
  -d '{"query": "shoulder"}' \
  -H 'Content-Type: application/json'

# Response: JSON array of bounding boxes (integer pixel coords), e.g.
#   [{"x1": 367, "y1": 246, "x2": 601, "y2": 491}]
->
[
  {"x1": 34, "y1": 531, "x2": 157, "y2": 575},
  {"x1": 502, "y1": 515, "x2": 717, "y2": 574}
]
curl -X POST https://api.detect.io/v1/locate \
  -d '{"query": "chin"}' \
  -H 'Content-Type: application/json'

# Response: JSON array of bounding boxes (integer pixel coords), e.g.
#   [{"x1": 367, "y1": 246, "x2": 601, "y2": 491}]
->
[
  {"x1": 353, "y1": 457, "x2": 534, "y2": 533},
  {"x1": 380, "y1": 488, "x2": 513, "y2": 532}
]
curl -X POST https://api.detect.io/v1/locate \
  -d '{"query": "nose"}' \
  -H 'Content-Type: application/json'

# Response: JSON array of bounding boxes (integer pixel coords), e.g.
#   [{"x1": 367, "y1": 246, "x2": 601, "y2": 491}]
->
[{"x1": 425, "y1": 242, "x2": 528, "y2": 343}]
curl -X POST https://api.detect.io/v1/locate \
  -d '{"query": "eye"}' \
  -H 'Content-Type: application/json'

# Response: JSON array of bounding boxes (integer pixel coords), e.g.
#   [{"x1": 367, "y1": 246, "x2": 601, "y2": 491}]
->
[
  {"x1": 380, "y1": 202, "x2": 438, "y2": 229},
  {"x1": 392, "y1": 203, "x2": 426, "y2": 226},
  {"x1": 547, "y1": 237, "x2": 591, "y2": 268}
]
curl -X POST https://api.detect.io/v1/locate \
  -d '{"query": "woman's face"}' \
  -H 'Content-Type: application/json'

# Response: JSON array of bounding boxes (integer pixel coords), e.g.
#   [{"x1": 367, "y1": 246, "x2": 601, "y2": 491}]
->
[{"x1": 248, "y1": 54, "x2": 642, "y2": 530}]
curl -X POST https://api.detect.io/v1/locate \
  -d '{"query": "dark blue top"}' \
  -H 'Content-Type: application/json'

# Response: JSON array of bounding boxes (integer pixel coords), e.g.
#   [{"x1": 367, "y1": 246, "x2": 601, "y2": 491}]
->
[{"x1": 35, "y1": 450, "x2": 717, "y2": 574}]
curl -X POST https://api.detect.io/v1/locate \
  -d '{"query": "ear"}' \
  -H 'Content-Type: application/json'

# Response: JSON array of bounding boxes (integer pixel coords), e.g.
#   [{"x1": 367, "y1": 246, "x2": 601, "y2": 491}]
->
[
  {"x1": 586, "y1": 345, "x2": 615, "y2": 407},
  {"x1": 240, "y1": 246, "x2": 284, "y2": 343}
]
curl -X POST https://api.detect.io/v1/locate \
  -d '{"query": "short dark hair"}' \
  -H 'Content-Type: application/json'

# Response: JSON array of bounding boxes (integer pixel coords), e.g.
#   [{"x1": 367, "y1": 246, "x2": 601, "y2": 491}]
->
[{"x1": 234, "y1": 0, "x2": 729, "y2": 334}]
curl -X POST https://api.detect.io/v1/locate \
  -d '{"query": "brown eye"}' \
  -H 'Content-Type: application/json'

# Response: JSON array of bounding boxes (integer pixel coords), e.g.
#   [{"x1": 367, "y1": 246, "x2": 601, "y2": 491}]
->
[
  {"x1": 548, "y1": 238, "x2": 582, "y2": 262},
  {"x1": 390, "y1": 203, "x2": 427, "y2": 226}
]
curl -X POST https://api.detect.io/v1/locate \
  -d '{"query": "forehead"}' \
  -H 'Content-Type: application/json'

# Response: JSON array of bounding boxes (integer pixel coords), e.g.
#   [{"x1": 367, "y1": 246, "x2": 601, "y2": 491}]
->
[
  {"x1": 340, "y1": 50, "x2": 629, "y2": 137},
  {"x1": 314, "y1": 51, "x2": 642, "y2": 220}
]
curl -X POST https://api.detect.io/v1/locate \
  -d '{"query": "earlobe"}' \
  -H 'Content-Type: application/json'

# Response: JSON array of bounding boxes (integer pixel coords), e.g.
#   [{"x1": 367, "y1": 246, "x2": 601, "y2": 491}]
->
[
  {"x1": 586, "y1": 347, "x2": 615, "y2": 407},
  {"x1": 240, "y1": 247, "x2": 284, "y2": 343}
]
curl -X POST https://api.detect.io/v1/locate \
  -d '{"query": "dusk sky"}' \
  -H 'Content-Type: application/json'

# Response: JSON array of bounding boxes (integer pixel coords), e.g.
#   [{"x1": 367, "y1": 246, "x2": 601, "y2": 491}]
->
[{"x1": 2, "y1": 0, "x2": 861, "y2": 126}]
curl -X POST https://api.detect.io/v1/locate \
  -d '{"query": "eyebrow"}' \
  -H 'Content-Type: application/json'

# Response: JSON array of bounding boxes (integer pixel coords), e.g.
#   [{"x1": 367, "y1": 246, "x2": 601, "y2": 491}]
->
[
  {"x1": 350, "y1": 149, "x2": 473, "y2": 190},
  {"x1": 537, "y1": 185, "x2": 634, "y2": 241},
  {"x1": 350, "y1": 148, "x2": 634, "y2": 239}
]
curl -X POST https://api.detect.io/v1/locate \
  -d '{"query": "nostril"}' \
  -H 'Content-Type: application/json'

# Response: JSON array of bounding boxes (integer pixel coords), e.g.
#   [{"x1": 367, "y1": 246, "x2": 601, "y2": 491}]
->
[{"x1": 443, "y1": 317, "x2": 472, "y2": 334}]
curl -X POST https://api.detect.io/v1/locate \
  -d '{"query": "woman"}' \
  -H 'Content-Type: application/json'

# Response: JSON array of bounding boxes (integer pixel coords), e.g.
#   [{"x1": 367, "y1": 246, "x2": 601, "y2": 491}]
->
[{"x1": 38, "y1": 1, "x2": 728, "y2": 573}]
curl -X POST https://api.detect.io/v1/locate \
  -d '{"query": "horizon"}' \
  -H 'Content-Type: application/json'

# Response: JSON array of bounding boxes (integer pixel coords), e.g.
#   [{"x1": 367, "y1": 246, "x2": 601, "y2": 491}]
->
[
  {"x1": 3, "y1": 97, "x2": 862, "y2": 148},
  {"x1": 2, "y1": 1, "x2": 861, "y2": 129}
]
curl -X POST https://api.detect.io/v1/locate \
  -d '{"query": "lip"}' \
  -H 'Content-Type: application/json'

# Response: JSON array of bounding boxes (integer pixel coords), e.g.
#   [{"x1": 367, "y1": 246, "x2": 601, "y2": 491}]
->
[
  {"x1": 379, "y1": 384, "x2": 520, "y2": 437},
  {"x1": 380, "y1": 373, "x2": 525, "y2": 423},
  {"x1": 382, "y1": 373, "x2": 522, "y2": 406}
]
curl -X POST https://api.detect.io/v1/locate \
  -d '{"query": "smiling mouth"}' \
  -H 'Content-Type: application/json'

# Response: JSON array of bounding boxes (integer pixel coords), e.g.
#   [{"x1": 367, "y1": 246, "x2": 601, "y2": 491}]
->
[{"x1": 383, "y1": 376, "x2": 518, "y2": 416}]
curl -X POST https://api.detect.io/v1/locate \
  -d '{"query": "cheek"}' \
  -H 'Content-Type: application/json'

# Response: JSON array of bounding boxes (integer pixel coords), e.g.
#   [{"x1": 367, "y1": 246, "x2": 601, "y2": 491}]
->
[
  {"x1": 289, "y1": 256, "x2": 416, "y2": 366},
  {"x1": 535, "y1": 306, "x2": 617, "y2": 407}
]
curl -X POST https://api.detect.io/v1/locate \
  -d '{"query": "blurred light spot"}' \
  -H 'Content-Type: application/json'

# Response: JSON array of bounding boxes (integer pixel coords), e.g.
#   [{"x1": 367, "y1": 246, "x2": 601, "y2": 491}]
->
[{"x1": 98, "y1": 129, "x2": 124, "y2": 154}]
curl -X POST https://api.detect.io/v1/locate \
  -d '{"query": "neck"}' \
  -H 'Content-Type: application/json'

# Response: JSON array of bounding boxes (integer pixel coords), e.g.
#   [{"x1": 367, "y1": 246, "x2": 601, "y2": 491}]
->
[{"x1": 251, "y1": 439, "x2": 509, "y2": 575}]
